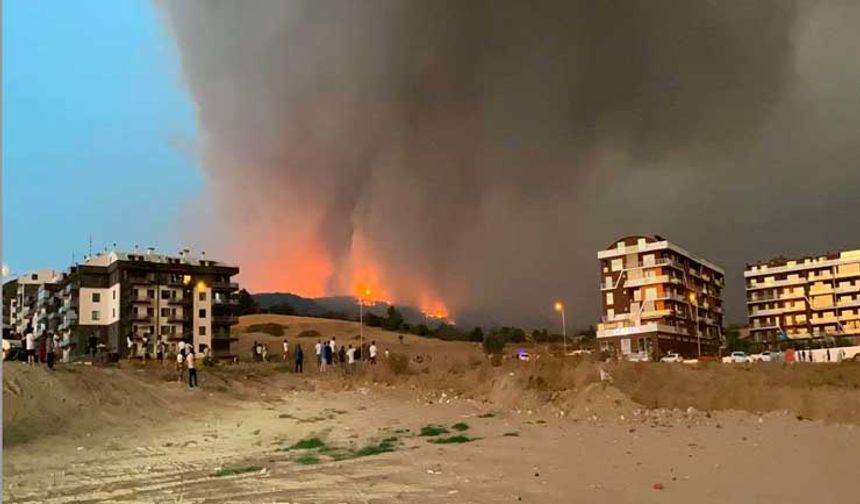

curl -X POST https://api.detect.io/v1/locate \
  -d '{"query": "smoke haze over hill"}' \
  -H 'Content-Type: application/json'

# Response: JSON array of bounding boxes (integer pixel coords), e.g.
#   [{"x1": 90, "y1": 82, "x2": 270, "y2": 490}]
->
[{"x1": 161, "y1": 1, "x2": 860, "y2": 328}]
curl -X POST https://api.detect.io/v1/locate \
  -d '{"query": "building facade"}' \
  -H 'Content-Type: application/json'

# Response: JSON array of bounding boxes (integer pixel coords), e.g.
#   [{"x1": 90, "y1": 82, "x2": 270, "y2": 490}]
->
[
  {"x1": 596, "y1": 235, "x2": 725, "y2": 358},
  {"x1": 3, "y1": 250, "x2": 240, "y2": 359},
  {"x1": 2, "y1": 269, "x2": 63, "y2": 340},
  {"x1": 745, "y1": 249, "x2": 860, "y2": 344}
]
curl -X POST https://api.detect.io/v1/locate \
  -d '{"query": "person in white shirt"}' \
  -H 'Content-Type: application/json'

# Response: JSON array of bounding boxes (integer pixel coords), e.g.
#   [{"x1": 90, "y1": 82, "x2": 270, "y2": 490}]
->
[
  {"x1": 186, "y1": 351, "x2": 198, "y2": 387},
  {"x1": 282, "y1": 338, "x2": 289, "y2": 361},
  {"x1": 369, "y1": 341, "x2": 378, "y2": 365},
  {"x1": 25, "y1": 332, "x2": 35, "y2": 366},
  {"x1": 315, "y1": 341, "x2": 322, "y2": 370},
  {"x1": 127, "y1": 335, "x2": 135, "y2": 360},
  {"x1": 346, "y1": 344, "x2": 356, "y2": 373}
]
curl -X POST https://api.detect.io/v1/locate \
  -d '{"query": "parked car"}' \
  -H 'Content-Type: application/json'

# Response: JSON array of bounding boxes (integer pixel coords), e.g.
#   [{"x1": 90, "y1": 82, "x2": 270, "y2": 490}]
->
[
  {"x1": 728, "y1": 351, "x2": 752, "y2": 363},
  {"x1": 660, "y1": 352, "x2": 683, "y2": 363},
  {"x1": 759, "y1": 351, "x2": 777, "y2": 362}
]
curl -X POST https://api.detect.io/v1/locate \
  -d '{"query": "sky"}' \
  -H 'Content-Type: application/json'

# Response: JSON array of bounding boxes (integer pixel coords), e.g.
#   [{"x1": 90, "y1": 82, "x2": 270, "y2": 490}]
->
[
  {"x1": 2, "y1": 0, "x2": 201, "y2": 276},
  {"x1": 4, "y1": 1, "x2": 860, "y2": 330}
]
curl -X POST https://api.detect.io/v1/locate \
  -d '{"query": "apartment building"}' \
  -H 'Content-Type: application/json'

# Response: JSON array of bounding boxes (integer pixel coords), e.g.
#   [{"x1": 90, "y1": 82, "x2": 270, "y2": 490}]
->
[
  {"x1": 745, "y1": 249, "x2": 860, "y2": 344},
  {"x1": 596, "y1": 235, "x2": 725, "y2": 358},
  {"x1": 2, "y1": 269, "x2": 63, "y2": 340},
  {"x1": 3, "y1": 250, "x2": 241, "y2": 359}
]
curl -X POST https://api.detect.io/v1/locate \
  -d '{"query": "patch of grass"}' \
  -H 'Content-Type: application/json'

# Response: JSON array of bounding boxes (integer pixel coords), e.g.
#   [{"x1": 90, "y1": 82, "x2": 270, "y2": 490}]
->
[
  {"x1": 289, "y1": 437, "x2": 326, "y2": 450},
  {"x1": 451, "y1": 422, "x2": 470, "y2": 432},
  {"x1": 211, "y1": 466, "x2": 262, "y2": 477},
  {"x1": 503, "y1": 432, "x2": 520, "y2": 437},
  {"x1": 294, "y1": 454, "x2": 320, "y2": 465},
  {"x1": 246, "y1": 323, "x2": 285, "y2": 336},
  {"x1": 429, "y1": 435, "x2": 473, "y2": 444},
  {"x1": 477, "y1": 412, "x2": 496, "y2": 418},
  {"x1": 331, "y1": 437, "x2": 400, "y2": 461},
  {"x1": 297, "y1": 329, "x2": 320, "y2": 339},
  {"x1": 393, "y1": 428, "x2": 410, "y2": 434},
  {"x1": 420, "y1": 425, "x2": 450, "y2": 437}
]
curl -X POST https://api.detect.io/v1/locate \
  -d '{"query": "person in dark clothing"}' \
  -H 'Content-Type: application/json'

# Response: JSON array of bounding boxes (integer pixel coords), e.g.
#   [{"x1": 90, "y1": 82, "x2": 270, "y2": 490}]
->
[
  {"x1": 46, "y1": 332, "x2": 56, "y2": 369},
  {"x1": 338, "y1": 345, "x2": 346, "y2": 368},
  {"x1": 88, "y1": 334, "x2": 98, "y2": 360},
  {"x1": 295, "y1": 344, "x2": 304, "y2": 373},
  {"x1": 323, "y1": 343, "x2": 333, "y2": 367}
]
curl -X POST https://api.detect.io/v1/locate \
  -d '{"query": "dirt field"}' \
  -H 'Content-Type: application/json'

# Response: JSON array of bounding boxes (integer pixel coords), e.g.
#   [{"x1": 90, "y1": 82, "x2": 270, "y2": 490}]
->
[{"x1": 4, "y1": 315, "x2": 860, "y2": 503}]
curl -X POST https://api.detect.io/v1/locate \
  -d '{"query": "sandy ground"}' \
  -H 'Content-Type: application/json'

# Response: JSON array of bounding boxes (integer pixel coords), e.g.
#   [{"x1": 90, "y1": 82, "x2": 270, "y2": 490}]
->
[{"x1": 4, "y1": 315, "x2": 860, "y2": 503}]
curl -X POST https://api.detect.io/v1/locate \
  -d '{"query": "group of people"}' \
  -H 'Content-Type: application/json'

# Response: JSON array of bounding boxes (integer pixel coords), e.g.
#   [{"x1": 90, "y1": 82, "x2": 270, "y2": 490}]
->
[
  {"x1": 314, "y1": 338, "x2": 378, "y2": 372},
  {"x1": 21, "y1": 331, "x2": 68, "y2": 368}
]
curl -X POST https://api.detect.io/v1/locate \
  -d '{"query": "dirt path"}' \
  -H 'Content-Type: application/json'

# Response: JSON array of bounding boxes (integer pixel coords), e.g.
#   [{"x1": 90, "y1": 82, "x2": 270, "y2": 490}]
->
[{"x1": 4, "y1": 381, "x2": 859, "y2": 504}]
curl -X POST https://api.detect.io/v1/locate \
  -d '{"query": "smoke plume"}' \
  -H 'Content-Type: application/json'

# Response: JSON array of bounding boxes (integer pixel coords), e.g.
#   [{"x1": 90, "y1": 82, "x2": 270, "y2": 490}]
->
[{"x1": 161, "y1": 1, "x2": 860, "y2": 327}]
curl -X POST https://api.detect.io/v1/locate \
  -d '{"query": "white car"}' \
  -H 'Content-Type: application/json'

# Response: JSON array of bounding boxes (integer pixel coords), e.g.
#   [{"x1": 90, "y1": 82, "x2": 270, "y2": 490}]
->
[
  {"x1": 660, "y1": 352, "x2": 683, "y2": 363},
  {"x1": 759, "y1": 351, "x2": 777, "y2": 362},
  {"x1": 728, "y1": 351, "x2": 752, "y2": 363}
]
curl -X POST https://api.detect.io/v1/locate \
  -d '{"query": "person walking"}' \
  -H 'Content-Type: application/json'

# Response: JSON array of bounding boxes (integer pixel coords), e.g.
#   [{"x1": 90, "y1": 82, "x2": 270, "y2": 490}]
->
[
  {"x1": 262, "y1": 344, "x2": 269, "y2": 362},
  {"x1": 25, "y1": 331, "x2": 36, "y2": 366},
  {"x1": 187, "y1": 350, "x2": 198, "y2": 388},
  {"x1": 369, "y1": 340, "x2": 378, "y2": 366},
  {"x1": 282, "y1": 338, "x2": 289, "y2": 361},
  {"x1": 295, "y1": 344, "x2": 304, "y2": 373}
]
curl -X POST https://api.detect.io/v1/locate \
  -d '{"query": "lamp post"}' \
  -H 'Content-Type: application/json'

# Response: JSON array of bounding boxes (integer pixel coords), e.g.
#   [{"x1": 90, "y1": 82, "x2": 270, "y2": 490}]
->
[
  {"x1": 689, "y1": 292, "x2": 700, "y2": 359},
  {"x1": 359, "y1": 288, "x2": 371, "y2": 361},
  {"x1": 554, "y1": 301, "x2": 567, "y2": 355}
]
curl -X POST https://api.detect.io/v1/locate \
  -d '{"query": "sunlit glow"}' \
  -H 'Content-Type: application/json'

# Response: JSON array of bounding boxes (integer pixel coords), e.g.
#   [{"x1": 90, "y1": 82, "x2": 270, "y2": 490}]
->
[
  {"x1": 554, "y1": 301, "x2": 563, "y2": 312},
  {"x1": 196, "y1": 280, "x2": 208, "y2": 291},
  {"x1": 688, "y1": 292, "x2": 697, "y2": 303},
  {"x1": 182, "y1": 275, "x2": 192, "y2": 285}
]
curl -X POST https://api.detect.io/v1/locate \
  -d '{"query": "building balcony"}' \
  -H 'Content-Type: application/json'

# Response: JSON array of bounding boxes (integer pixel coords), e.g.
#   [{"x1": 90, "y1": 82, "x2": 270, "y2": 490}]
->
[
  {"x1": 810, "y1": 316, "x2": 839, "y2": 325},
  {"x1": 597, "y1": 322, "x2": 688, "y2": 339},
  {"x1": 212, "y1": 281, "x2": 240, "y2": 292},
  {"x1": 747, "y1": 277, "x2": 807, "y2": 291},
  {"x1": 130, "y1": 295, "x2": 153, "y2": 303},
  {"x1": 836, "y1": 298, "x2": 860, "y2": 309},
  {"x1": 213, "y1": 314, "x2": 239, "y2": 325},
  {"x1": 132, "y1": 313, "x2": 152, "y2": 321}
]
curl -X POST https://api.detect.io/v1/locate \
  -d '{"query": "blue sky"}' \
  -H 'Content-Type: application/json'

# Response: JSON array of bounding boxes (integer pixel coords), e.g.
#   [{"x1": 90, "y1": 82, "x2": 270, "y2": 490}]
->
[{"x1": 2, "y1": 0, "x2": 201, "y2": 276}]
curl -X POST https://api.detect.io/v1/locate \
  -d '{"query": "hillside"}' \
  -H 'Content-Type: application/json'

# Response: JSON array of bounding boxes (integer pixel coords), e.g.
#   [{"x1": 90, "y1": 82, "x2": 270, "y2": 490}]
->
[{"x1": 251, "y1": 292, "x2": 446, "y2": 325}]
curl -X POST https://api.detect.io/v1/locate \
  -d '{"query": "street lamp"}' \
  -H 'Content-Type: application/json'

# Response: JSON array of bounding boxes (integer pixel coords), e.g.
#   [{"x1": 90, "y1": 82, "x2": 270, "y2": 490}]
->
[
  {"x1": 359, "y1": 288, "x2": 371, "y2": 361},
  {"x1": 554, "y1": 301, "x2": 567, "y2": 355},
  {"x1": 689, "y1": 292, "x2": 701, "y2": 359}
]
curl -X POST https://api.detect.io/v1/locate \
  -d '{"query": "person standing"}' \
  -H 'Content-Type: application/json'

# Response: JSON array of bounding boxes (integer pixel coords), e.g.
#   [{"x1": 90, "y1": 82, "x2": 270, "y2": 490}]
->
[
  {"x1": 369, "y1": 340, "x2": 378, "y2": 366},
  {"x1": 187, "y1": 350, "x2": 198, "y2": 388},
  {"x1": 127, "y1": 334, "x2": 135, "y2": 360},
  {"x1": 338, "y1": 345, "x2": 346, "y2": 371},
  {"x1": 347, "y1": 344, "x2": 356, "y2": 373},
  {"x1": 175, "y1": 349, "x2": 185, "y2": 383},
  {"x1": 88, "y1": 332, "x2": 98, "y2": 360},
  {"x1": 315, "y1": 340, "x2": 322, "y2": 370},
  {"x1": 46, "y1": 332, "x2": 56, "y2": 369},
  {"x1": 262, "y1": 344, "x2": 269, "y2": 362},
  {"x1": 156, "y1": 337, "x2": 165, "y2": 365},
  {"x1": 25, "y1": 331, "x2": 36, "y2": 366},
  {"x1": 141, "y1": 334, "x2": 150, "y2": 361},
  {"x1": 282, "y1": 338, "x2": 289, "y2": 361},
  {"x1": 320, "y1": 342, "x2": 329, "y2": 372},
  {"x1": 295, "y1": 344, "x2": 304, "y2": 373}
]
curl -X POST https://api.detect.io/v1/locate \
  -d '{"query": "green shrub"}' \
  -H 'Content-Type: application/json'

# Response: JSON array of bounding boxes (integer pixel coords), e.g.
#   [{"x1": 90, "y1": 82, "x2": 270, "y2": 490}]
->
[
  {"x1": 420, "y1": 425, "x2": 449, "y2": 437},
  {"x1": 482, "y1": 333, "x2": 506, "y2": 355},
  {"x1": 451, "y1": 422, "x2": 469, "y2": 432},
  {"x1": 294, "y1": 454, "x2": 320, "y2": 465},
  {"x1": 212, "y1": 466, "x2": 262, "y2": 477},
  {"x1": 289, "y1": 437, "x2": 326, "y2": 450},
  {"x1": 297, "y1": 329, "x2": 320, "y2": 339},
  {"x1": 429, "y1": 435, "x2": 473, "y2": 444}
]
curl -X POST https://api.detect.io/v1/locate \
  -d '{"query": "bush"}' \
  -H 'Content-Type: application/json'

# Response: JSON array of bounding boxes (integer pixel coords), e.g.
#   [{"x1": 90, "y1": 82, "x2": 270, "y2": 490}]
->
[
  {"x1": 482, "y1": 333, "x2": 506, "y2": 355},
  {"x1": 246, "y1": 323, "x2": 285, "y2": 336},
  {"x1": 297, "y1": 330, "x2": 320, "y2": 339},
  {"x1": 387, "y1": 353, "x2": 411, "y2": 375}
]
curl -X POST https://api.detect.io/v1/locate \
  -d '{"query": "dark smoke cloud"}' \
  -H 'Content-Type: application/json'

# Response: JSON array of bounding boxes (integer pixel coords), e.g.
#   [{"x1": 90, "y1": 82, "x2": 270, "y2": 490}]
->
[{"x1": 161, "y1": 0, "x2": 860, "y2": 328}]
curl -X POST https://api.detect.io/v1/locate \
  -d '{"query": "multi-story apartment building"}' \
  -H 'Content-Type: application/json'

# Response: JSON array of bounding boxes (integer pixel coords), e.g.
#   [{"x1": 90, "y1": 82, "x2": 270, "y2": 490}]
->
[
  {"x1": 596, "y1": 235, "x2": 725, "y2": 358},
  {"x1": 2, "y1": 250, "x2": 241, "y2": 359},
  {"x1": 2, "y1": 269, "x2": 63, "y2": 340},
  {"x1": 745, "y1": 249, "x2": 860, "y2": 344}
]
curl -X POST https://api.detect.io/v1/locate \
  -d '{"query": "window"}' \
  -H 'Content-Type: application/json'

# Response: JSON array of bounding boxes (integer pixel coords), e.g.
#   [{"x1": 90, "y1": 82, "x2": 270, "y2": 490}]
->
[
  {"x1": 607, "y1": 308, "x2": 615, "y2": 319},
  {"x1": 161, "y1": 325, "x2": 171, "y2": 335},
  {"x1": 645, "y1": 287, "x2": 657, "y2": 300},
  {"x1": 147, "y1": 289, "x2": 155, "y2": 299},
  {"x1": 198, "y1": 309, "x2": 207, "y2": 318},
  {"x1": 161, "y1": 308, "x2": 170, "y2": 317},
  {"x1": 112, "y1": 308, "x2": 116, "y2": 318},
  {"x1": 161, "y1": 290, "x2": 170, "y2": 300},
  {"x1": 606, "y1": 293, "x2": 614, "y2": 305},
  {"x1": 611, "y1": 259, "x2": 623, "y2": 272},
  {"x1": 112, "y1": 290, "x2": 116, "y2": 300},
  {"x1": 199, "y1": 326, "x2": 207, "y2": 336},
  {"x1": 147, "y1": 307, "x2": 154, "y2": 316},
  {"x1": 91, "y1": 310, "x2": 100, "y2": 321},
  {"x1": 199, "y1": 291, "x2": 207, "y2": 301},
  {"x1": 92, "y1": 292, "x2": 101, "y2": 303}
]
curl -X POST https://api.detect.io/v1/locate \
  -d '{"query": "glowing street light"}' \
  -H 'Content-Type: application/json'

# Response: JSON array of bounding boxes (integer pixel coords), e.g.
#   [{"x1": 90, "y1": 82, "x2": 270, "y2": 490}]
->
[{"x1": 554, "y1": 301, "x2": 567, "y2": 355}]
